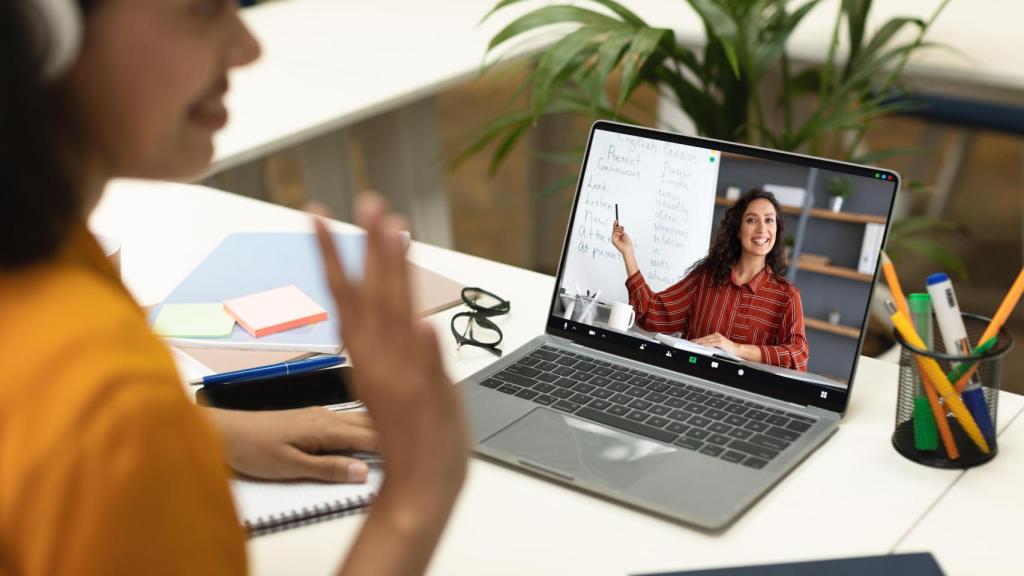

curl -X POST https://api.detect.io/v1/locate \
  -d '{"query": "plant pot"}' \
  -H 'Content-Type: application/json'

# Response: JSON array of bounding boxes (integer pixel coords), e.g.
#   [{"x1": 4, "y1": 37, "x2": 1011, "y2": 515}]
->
[{"x1": 829, "y1": 195, "x2": 844, "y2": 212}]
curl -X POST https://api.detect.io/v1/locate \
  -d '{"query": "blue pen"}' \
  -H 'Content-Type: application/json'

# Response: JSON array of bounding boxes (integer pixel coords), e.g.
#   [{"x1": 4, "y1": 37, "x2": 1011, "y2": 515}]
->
[{"x1": 189, "y1": 355, "x2": 345, "y2": 386}]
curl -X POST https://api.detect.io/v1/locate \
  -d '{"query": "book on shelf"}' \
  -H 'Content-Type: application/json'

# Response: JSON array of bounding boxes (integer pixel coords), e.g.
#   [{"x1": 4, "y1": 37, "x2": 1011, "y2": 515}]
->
[{"x1": 857, "y1": 223, "x2": 886, "y2": 274}]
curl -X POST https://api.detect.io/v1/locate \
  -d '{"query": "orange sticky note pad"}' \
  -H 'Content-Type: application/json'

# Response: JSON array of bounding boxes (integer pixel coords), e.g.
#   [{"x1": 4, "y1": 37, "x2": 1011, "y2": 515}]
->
[{"x1": 223, "y1": 285, "x2": 328, "y2": 338}]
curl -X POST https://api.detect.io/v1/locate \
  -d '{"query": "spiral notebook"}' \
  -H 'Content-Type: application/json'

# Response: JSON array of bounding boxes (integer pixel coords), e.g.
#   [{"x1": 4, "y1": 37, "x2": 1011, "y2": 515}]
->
[{"x1": 231, "y1": 469, "x2": 383, "y2": 537}]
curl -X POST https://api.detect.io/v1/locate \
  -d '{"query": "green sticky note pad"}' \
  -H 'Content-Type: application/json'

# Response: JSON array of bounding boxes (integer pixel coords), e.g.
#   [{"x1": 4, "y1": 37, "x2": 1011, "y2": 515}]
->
[{"x1": 153, "y1": 303, "x2": 236, "y2": 338}]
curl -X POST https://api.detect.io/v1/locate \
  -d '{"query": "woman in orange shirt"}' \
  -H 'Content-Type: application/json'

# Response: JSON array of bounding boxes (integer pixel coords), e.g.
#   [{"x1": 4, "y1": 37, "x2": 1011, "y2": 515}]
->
[{"x1": 0, "y1": 1, "x2": 466, "y2": 575}]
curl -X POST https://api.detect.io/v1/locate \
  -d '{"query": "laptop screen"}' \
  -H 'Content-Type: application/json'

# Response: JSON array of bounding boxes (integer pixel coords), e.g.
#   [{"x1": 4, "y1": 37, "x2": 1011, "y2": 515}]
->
[{"x1": 546, "y1": 121, "x2": 899, "y2": 413}]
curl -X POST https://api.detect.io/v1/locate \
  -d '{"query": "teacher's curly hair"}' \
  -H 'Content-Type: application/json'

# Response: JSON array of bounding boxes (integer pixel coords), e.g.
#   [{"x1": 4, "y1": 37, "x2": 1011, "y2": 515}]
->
[{"x1": 689, "y1": 188, "x2": 788, "y2": 285}]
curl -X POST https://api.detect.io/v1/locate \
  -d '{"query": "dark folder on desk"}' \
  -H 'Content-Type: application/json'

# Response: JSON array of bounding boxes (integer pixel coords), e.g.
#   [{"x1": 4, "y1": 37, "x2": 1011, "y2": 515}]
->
[{"x1": 636, "y1": 553, "x2": 945, "y2": 576}]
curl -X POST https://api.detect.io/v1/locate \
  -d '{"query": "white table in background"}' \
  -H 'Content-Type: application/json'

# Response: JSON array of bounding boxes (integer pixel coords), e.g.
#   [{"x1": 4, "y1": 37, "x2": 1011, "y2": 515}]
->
[
  {"x1": 216, "y1": 0, "x2": 532, "y2": 247},
  {"x1": 90, "y1": 179, "x2": 1024, "y2": 576},
  {"x1": 216, "y1": 1, "x2": 1024, "y2": 250}
]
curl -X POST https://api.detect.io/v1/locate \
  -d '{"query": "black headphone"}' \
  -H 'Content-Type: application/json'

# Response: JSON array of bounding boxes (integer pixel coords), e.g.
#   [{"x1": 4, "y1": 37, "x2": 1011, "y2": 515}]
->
[{"x1": 26, "y1": 0, "x2": 83, "y2": 81}]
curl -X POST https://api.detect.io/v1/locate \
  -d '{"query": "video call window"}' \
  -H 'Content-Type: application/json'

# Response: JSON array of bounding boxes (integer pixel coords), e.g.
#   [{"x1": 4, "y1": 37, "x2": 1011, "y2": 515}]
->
[{"x1": 554, "y1": 128, "x2": 896, "y2": 390}]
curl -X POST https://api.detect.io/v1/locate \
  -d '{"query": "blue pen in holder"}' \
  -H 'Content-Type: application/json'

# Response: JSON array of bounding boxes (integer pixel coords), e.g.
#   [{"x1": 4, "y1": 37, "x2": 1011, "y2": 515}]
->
[{"x1": 892, "y1": 313, "x2": 1013, "y2": 468}]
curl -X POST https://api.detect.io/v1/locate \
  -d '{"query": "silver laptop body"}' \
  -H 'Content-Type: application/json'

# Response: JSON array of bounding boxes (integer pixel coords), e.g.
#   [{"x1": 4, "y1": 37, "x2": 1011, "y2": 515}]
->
[{"x1": 458, "y1": 121, "x2": 899, "y2": 529}]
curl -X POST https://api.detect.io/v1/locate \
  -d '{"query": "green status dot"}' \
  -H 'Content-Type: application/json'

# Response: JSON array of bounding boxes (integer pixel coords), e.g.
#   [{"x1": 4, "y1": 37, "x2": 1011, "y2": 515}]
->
[{"x1": 689, "y1": 356, "x2": 698, "y2": 364}]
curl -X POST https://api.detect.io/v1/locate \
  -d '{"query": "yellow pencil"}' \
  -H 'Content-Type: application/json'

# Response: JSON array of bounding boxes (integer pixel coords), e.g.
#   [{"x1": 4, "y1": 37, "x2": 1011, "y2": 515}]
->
[
  {"x1": 953, "y1": 267, "x2": 1024, "y2": 393},
  {"x1": 881, "y1": 252, "x2": 910, "y2": 318},
  {"x1": 882, "y1": 252, "x2": 958, "y2": 458},
  {"x1": 888, "y1": 303, "x2": 990, "y2": 454}
]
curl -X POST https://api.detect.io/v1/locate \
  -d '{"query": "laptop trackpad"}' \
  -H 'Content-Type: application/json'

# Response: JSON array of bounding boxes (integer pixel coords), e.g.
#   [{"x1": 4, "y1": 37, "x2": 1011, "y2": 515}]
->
[{"x1": 482, "y1": 408, "x2": 675, "y2": 490}]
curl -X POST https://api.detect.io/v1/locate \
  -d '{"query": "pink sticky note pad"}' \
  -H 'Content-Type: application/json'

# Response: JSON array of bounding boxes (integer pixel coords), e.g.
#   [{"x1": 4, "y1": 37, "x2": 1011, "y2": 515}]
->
[{"x1": 223, "y1": 285, "x2": 328, "y2": 338}]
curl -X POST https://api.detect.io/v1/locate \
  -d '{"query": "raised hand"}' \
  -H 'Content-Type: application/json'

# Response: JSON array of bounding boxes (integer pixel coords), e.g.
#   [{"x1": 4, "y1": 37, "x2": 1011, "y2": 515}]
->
[
  {"x1": 611, "y1": 221, "x2": 633, "y2": 255},
  {"x1": 313, "y1": 194, "x2": 468, "y2": 576},
  {"x1": 611, "y1": 221, "x2": 640, "y2": 277}
]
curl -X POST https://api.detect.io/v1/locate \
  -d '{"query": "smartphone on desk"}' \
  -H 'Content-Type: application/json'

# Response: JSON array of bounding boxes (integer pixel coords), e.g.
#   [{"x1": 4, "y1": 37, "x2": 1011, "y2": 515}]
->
[{"x1": 196, "y1": 366, "x2": 360, "y2": 411}]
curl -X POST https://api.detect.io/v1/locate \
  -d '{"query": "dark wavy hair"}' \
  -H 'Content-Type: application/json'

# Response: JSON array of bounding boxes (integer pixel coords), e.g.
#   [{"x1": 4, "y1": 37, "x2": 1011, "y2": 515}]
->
[
  {"x1": 0, "y1": 0, "x2": 96, "y2": 268},
  {"x1": 690, "y1": 188, "x2": 788, "y2": 285}
]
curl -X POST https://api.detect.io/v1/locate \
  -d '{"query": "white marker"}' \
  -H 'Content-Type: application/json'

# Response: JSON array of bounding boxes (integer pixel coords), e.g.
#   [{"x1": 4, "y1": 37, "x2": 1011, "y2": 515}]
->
[
  {"x1": 926, "y1": 272, "x2": 997, "y2": 440},
  {"x1": 925, "y1": 272, "x2": 970, "y2": 360}
]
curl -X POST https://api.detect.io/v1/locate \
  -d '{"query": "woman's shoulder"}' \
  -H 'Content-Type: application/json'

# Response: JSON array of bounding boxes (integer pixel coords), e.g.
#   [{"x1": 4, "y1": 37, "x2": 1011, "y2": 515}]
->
[
  {"x1": 0, "y1": 261, "x2": 181, "y2": 421},
  {"x1": 0, "y1": 261, "x2": 202, "y2": 488},
  {"x1": 2, "y1": 261, "x2": 162, "y2": 351}
]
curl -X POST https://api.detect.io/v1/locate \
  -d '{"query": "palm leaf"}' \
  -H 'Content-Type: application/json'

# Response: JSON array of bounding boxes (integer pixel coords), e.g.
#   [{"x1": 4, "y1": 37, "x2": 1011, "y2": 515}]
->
[
  {"x1": 685, "y1": 0, "x2": 742, "y2": 78},
  {"x1": 617, "y1": 27, "x2": 671, "y2": 109},
  {"x1": 582, "y1": 0, "x2": 648, "y2": 27},
  {"x1": 753, "y1": 0, "x2": 823, "y2": 78},
  {"x1": 842, "y1": 0, "x2": 872, "y2": 76},
  {"x1": 788, "y1": 67, "x2": 822, "y2": 94},
  {"x1": 449, "y1": 110, "x2": 535, "y2": 171},
  {"x1": 851, "y1": 17, "x2": 926, "y2": 73},
  {"x1": 531, "y1": 27, "x2": 607, "y2": 116},
  {"x1": 486, "y1": 6, "x2": 621, "y2": 53},
  {"x1": 489, "y1": 122, "x2": 533, "y2": 176}
]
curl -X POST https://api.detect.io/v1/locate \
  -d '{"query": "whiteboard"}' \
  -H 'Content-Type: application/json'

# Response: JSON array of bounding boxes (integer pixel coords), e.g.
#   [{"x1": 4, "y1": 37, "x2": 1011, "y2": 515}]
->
[{"x1": 561, "y1": 129, "x2": 721, "y2": 305}]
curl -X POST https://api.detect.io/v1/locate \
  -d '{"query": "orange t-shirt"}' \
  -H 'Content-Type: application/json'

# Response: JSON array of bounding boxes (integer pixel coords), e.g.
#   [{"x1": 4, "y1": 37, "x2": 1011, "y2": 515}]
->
[{"x1": 0, "y1": 225, "x2": 246, "y2": 575}]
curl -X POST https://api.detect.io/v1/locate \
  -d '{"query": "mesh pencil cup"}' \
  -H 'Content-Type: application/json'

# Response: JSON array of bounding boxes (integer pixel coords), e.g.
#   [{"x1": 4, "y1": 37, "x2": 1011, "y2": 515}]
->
[{"x1": 892, "y1": 313, "x2": 1013, "y2": 468}]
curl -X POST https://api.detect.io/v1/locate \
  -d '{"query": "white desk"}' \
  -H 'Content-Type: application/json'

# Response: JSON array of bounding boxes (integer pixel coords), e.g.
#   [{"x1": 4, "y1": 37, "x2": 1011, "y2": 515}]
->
[
  {"x1": 90, "y1": 180, "x2": 1024, "y2": 575},
  {"x1": 896, "y1": 409, "x2": 1024, "y2": 576}
]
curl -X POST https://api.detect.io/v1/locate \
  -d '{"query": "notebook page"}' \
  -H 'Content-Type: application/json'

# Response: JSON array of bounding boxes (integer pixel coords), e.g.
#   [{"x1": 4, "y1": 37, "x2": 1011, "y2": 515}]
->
[{"x1": 231, "y1": 468, "x2": 383, "y2": 527}]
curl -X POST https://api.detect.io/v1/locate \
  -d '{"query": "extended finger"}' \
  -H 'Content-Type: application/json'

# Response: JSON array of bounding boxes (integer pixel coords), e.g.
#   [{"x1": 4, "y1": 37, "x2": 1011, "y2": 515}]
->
[
  {"x1": 380, "y1": 213, "x2": 413, "y2": 326},
  {"x1": 313, "y1": 217, "x2": 356, "y2": 324},
  {"x1": 356, "y1": 194, "x2": 389, "y2": 324},
  {"x1": 285, "y1": 449, "x2": 370, "y2": 484},
  {"x1": 416, "y1": 321, "x2": 451, "y2": 394}
]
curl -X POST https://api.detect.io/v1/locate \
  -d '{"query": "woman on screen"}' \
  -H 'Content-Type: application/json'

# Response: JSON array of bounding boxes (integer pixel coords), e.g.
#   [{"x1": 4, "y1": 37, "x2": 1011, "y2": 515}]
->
[{"x1": 611, "y1": 188, "x2": 809, "y2": 371}]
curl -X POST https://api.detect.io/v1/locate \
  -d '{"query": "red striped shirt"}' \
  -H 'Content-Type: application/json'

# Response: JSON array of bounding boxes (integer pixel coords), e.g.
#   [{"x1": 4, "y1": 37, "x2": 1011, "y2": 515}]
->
[{"x1": 626, "y1": 266, "x2": 809, "y2": 371}]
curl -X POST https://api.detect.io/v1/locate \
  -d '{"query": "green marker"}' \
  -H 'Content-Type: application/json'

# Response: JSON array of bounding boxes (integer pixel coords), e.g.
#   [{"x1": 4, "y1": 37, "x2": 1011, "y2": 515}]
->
[
  {"x1": 945, "y1": 336, "x2": 998, "y2": 384},
  {"x1": 909, "y1": 293, "x2": 939, "y2": 451}
]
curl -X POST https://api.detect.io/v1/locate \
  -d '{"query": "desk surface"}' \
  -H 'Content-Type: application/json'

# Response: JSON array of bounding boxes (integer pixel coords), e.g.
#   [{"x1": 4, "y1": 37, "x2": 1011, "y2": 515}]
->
[
  {"x1": 218, "y1": 0, "x2": 1024, "y2": 174},
  {"x1": 90, "y1": 179, "x2": 1024, "y2": 575},
  {"x1": 896, "y1": 409, "x2": 1024, "y2": 576}
]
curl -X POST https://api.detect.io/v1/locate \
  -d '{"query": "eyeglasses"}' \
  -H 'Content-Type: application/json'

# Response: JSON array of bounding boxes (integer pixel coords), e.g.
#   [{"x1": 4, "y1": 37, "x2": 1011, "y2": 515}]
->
[{"x1": 450, "y1": 287, "x2": 510, "y2": 357}]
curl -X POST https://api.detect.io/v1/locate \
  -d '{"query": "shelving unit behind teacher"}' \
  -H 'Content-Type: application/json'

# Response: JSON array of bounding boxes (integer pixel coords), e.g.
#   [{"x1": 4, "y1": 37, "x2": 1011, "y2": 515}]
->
[{"x1": 713, "y1": 154, "x2": 895, "y2": 381}]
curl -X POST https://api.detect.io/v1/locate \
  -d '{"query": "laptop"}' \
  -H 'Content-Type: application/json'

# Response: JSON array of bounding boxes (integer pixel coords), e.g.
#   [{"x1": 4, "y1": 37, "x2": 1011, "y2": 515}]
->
[{"x1": 458, "y1": 120, "x2": 899, "y2": 529}]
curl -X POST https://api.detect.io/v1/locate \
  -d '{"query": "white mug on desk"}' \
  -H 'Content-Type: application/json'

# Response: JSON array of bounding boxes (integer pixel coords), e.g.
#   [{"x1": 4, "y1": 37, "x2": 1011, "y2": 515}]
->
[{"x1": 608, "y1": 301, "x2": 635, "y2": 331}]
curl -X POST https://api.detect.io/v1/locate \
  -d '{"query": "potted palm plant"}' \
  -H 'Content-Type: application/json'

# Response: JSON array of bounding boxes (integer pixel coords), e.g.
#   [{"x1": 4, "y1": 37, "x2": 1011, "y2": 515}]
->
[{"x1": 456, "y1": 0, "x2": 949, "y2": 177}]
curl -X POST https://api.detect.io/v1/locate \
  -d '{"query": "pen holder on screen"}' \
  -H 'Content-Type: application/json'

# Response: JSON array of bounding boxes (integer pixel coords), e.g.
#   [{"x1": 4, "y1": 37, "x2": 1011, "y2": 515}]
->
[
  {"x1": 892, "y1": 313, "x2": 1012, "y2": 468},
  {"x1": 573, "y1": 295, "x2": 598, "y2": 324}
]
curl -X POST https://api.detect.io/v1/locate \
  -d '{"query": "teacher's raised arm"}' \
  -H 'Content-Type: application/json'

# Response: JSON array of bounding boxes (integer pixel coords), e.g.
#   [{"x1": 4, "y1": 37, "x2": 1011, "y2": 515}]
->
[{"x1": 611, "y1": 220, "x2": 640, "y2": 278}]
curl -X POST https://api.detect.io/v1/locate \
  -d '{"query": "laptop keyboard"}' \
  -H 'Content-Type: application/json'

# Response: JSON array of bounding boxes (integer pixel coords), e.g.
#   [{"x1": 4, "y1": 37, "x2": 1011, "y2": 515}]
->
[{"x1": 479, "y1": 345, "x2": 817, "y2": 470}]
